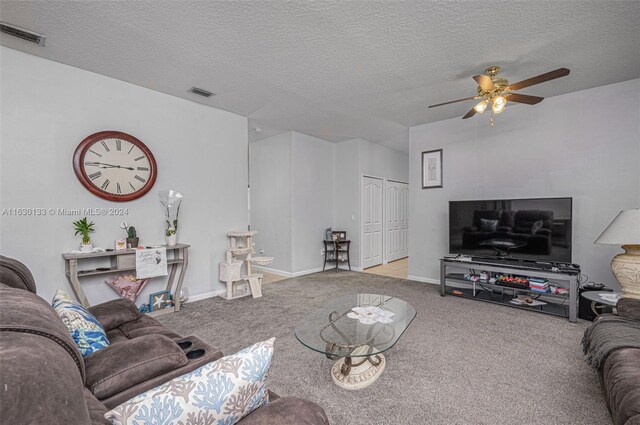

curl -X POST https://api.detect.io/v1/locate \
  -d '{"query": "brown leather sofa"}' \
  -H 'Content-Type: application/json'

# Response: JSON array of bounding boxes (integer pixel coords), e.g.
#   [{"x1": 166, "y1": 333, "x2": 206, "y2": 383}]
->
[
  {"x1": 0, "y1": 255, "x2": 328, "y2": 424},
  {"x1": 586, "y1": 297, "x2": 640, "y2": 425}
]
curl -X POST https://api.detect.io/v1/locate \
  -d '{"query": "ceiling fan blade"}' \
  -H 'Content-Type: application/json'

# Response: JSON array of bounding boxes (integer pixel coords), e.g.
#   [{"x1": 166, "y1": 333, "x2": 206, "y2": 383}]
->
[
  {"x1": 474, "y1": 75, "x2": 495, "y2": 91},
  {"x1": 462, "y1": 107, "x2": 477, "y2": 119},
  {"x1": 428, "y1": 96, "x2": 479, "y2": 108},
  {"x1": 505, "y1": 93, "x2": 544, "y2": 105},
  {"x1": 507, "y1": 68, "x2": 570, "y2": 91}
]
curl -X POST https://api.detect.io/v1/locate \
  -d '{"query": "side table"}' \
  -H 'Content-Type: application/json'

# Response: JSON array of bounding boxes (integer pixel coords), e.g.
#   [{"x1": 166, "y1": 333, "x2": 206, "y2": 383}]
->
[
  {"x1": 580, "y1": 291, "x2": 623, "y2": 317},
  {"x1": 323, "y1": 240, "x2": 351, "y2": 271}
]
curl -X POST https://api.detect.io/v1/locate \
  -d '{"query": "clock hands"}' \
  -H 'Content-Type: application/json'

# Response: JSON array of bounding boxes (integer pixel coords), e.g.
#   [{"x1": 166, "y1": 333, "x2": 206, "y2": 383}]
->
[{"x1": 86, "y1": 162, "x2": 135, "y2": 170}]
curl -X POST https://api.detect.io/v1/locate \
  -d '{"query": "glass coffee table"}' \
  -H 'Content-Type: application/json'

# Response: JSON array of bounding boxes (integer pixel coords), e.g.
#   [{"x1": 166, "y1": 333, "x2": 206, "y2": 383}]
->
[{"x1": 294, "y1": 293, "x2": 416, "y2": 390}]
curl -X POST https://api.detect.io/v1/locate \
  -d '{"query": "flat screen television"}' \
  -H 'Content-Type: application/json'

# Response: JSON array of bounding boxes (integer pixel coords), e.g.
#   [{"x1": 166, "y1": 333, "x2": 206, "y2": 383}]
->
[{"x1": 449, "y1": 197, "x2": 572, "y2": 263}]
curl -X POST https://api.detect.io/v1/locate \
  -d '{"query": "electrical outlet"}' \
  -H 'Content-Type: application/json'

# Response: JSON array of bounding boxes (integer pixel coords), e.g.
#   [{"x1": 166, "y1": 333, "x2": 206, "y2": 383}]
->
[{"x1": 321, "y1": 248, "x2": 325, "y2": 256}]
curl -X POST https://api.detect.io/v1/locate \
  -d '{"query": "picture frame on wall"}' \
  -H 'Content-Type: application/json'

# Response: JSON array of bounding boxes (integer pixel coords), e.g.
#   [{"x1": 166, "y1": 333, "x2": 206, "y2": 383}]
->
[
  {"x1": 149, "y1": 290, "x2": 170, "y2": 312},
  {"x1": 422, "y1": 149, "x2": 443, "y2": 189}
]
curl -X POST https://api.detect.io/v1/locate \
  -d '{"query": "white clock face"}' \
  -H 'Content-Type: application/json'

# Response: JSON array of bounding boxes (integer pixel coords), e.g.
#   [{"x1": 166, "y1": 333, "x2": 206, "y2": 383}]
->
[{"x1": 82, "y1": 138, "x2": 152, "y2": 195}]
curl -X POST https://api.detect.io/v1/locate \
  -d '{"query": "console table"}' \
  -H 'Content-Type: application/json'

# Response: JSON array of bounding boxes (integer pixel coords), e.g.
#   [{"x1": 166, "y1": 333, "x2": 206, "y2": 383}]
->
[
  {"x1": 440, "y1": 257, "x2": 579, "y2": 322},
  {"x1": 62, "y1": 244, "x2": 189, "y2": 317}
]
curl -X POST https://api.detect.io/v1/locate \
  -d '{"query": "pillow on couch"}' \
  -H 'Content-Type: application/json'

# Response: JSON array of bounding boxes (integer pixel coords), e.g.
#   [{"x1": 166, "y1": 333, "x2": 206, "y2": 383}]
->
[
  {"x1": 52, "y1": 290, "x2": 110, "y2": 357},
  {"x1": 531, "y1": 219, "x2": 544, "y2": 234},
  {"x1": 105, "y1": 337, "x2": 275, "y2": 425},
  {"x1": 480, "y1": 218, "x2": 499, "y2": 232}
]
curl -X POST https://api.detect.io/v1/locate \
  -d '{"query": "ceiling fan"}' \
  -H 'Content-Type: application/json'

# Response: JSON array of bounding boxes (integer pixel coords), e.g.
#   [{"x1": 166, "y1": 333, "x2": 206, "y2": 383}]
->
[{"x1": 429, "y1": 65, "x2": 570, "y2": 125}]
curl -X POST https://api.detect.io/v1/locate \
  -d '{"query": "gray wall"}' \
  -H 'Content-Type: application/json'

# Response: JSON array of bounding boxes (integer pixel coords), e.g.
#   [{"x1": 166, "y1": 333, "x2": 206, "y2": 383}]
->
[
  {"x1": 408, "y1": 78, "x2": 640, "y2": 289},
  {"x1": 333, "y1": 139, "x2": 409, "y2": 269},
  {"x1": 0, "y1": 47, "x2": 249, "y2": 304},
  {"x1": 250, "y1": 131, "x2": 334, "y2": 274},
  {"x1": 292, "y1": 133, "x2": 334, "y2": 273},
  {"x1": 249, "y1": 132, "x2": 293, "y2": 272}
]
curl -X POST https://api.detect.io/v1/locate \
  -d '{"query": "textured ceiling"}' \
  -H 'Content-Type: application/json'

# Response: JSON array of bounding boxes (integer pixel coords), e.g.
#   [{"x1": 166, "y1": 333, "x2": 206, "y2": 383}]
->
[{"x1": 2, "y1": 1, "x2": 639, "y2": 153}]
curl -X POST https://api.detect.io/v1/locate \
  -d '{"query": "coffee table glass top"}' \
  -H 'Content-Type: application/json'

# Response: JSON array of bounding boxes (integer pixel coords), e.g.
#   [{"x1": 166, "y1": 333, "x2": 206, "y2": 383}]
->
[
  {"x1": 294, "y1": 294, "x2": 416, "y2": 358},
  {"x1": 580, "y1": 291, "x2": 623, "y2": 306}
]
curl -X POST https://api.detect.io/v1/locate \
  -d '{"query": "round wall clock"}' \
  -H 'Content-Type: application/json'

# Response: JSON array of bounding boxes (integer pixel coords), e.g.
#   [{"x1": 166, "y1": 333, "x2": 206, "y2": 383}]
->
[{"x1": 73, "y1": 131, "x2": 157, "y2": 202}]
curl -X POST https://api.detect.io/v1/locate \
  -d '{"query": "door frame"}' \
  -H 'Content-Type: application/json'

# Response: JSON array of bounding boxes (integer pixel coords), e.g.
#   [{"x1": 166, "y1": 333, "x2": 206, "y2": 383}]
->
[{"x1": 360, "y1": 175, "x2": 409, "y2": 268}]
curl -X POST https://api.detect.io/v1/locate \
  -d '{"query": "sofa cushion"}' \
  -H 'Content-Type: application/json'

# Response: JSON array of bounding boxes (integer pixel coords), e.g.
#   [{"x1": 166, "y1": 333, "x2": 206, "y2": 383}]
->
[
  {"x1": 0, "y1": 255, "x2": 37, "y2": 293},
  {"x1": 85, "y1": 334, "x2": 188, "y2": 400},
  {"x1": 105, "y1": 338, "x2": 275, "y2": 425},
  {"x1": 0, "y1": 286, "x2": 86, "y2": 379},
  {"x1": 88, "y1": 298, "x2": 142, "y2": 332},
  {"x1": 602, "y1": 347, "x2": 640, "y2": 425},
  {"x1": 238, "y1": 396, "x2": 329, "y2": 425},
  {"x1": 617, "y1": 298, "x2": 640, "y2": 321},
  {"x1": 84, "y1": 389, "x2": 111, "y2": 425},
  {"x1": 52, "y1": 289, "x2": 110, "y2": 356},
  {"x1": 0, "y1": 331, "x2": 91, "y2": 424},
  {"x1": 118, "y1": 315, "x2": 182, "y2": 340}
]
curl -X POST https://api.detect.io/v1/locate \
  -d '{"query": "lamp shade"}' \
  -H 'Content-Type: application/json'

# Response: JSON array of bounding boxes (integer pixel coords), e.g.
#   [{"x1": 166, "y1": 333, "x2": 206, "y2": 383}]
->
[{"x1": 594, "y1": 209, "x2": 640, "y2": 245}]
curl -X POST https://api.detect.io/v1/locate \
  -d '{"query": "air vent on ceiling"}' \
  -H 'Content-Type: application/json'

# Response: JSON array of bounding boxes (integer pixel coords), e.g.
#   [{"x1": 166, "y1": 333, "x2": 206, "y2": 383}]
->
[
  {"x1": 0, "y1": 22, "x2": 46, "y2": 46},
  {"x1": 188, "y1": 86, "x2": 215, "y2": 98}
]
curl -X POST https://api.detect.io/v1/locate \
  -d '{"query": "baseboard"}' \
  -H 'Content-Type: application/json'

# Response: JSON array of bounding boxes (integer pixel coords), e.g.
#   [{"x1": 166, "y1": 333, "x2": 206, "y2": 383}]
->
[
  {"x1": 187, "y1": 288, "x2": 226, "y2": 303},
  {"x1": 292, "y1": 267, "x2": 324, "y2": 277},
  {"x1": 251, "y1": 266, "x2": 326, "y2": 278},
  {"x1": 351, "y1": 266, "x2": 364, "y2": 272},
  {"x1": 407, "y1": 275, "x2": 440, "y2": 285},
  {"x1": 251, "y1": 265, "x2": 293, "y2": 278}
]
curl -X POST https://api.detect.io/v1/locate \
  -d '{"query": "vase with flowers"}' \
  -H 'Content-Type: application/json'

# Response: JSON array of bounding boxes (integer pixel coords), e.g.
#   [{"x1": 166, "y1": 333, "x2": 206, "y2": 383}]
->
[{"x1": 160, "y1": 190, "x2": 182, "y2": 246}]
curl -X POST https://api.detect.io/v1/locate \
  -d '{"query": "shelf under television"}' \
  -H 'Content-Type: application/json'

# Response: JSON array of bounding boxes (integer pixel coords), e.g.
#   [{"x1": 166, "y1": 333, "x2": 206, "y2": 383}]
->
[{"x1": 445, "y1": 274, "x2": 570, "y2": 301}]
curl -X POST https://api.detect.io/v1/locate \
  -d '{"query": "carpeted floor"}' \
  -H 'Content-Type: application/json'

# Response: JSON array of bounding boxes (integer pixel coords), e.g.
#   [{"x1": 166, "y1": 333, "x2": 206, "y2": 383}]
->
[{"x1": 158, "y1": 271, "x2": 611, "y2": 425}]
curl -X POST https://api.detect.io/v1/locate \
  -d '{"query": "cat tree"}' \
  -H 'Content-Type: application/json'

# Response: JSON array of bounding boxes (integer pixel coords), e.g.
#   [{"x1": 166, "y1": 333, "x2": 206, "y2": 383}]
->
[{"x1": 219, "y1": 230, "x2": 272, "y2": 300}]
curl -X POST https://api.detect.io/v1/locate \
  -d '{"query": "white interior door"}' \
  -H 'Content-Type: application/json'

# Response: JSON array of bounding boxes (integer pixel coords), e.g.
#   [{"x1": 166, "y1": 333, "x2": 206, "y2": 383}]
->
[
  {"x1": 362, "y1": 176, "x2": 383, "y2": 269},
  {"x1": 386, "y1": 181, "x2": 409, "y2": 262}
]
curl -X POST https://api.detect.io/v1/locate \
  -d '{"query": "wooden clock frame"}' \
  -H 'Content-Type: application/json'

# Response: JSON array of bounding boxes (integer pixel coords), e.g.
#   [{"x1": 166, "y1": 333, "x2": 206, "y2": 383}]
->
[{"x1": 73, "y1": 131, "x2": 158, "y2": 202}]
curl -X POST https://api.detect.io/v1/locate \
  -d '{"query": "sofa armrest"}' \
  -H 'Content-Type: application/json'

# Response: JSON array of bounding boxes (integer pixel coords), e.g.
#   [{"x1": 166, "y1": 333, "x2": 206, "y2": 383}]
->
[
  {"x1": 617, "y1": 298, "x2": 640, "y2": 321},
  {"x1": 462, "y1": 226, "x2": 477, "y2": 232},
  {"x1": 84, "y1": 334, "x2": 187, "y2": 400},
  {"x1": 535, "y1": 228, "x2": 552, "y2": 236},
  {"x1": 238, "y1": 396, "x2": 329, "y2": 425},
  {"x1": 88, "y1": 298, "x2": 142, "y2": 331}
]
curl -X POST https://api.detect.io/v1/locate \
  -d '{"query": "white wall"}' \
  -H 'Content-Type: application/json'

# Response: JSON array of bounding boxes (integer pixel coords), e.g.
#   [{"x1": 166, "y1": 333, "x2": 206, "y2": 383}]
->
[
  {"x1": 250, "y1": 131, "x2": 334, "y2": 274},
  {"x1": 0, "y1": 47, "x2": 249, "y2": 304},
  {"x1": 333, "y1": 138, "x2": 409, "y2": 268},
  {"x1": 358, "y1": 138, "x2": 409, "y2": 183},
  {"x1": 292, "y1": 132, "x2": 334, "y2": 273},
  {"x1": 333, "y1": 140, "x2": 361, "y2": 266},
  {"x1": 408, "y1": 78, "x2": 640, "y2": 289},
  {"x1": 249, "y1": 132, "x2": 293, "y2": 272}
]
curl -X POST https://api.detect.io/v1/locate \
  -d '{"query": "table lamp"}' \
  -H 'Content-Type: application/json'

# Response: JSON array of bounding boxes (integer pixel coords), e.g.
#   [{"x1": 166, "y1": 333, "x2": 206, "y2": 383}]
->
[{"x1": 594, "y1": 209, "x2": 640, "y2": 299}]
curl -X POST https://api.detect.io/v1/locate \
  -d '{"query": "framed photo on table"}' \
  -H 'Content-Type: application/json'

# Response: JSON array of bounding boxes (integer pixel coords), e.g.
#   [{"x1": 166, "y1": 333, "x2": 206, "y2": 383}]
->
[
  {"x1": 422, "y1": 149, "x2": 443, "y2": 189},
  {"x1": 149, "y1": 290, "x2": 171, "y2": 312}
]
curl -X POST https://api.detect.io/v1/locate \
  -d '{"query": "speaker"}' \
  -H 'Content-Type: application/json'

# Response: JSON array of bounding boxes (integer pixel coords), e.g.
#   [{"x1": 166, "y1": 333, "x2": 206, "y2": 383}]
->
[{"x1": 579, "y1": 285, "x2": 613, "y2": 321}]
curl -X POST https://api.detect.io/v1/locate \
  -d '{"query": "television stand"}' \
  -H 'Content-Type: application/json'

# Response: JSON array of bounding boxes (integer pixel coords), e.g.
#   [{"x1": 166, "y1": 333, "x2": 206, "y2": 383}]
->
[{"x1": 440, "y1": 257, "x2": 579, "y2": 322}]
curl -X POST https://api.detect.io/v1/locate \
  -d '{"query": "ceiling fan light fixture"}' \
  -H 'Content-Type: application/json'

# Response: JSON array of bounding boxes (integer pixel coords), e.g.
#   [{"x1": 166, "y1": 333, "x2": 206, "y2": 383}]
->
[
  {"x1": 473, "y1": 99, "x2": 489, "y2": 114},
  {"x1": 492, "y1": 96, "x2": 507, "y2": 114}
]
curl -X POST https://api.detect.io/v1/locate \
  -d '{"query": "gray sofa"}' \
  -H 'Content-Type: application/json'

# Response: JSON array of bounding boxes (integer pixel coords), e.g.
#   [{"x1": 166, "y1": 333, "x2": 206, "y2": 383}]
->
[
  {"x1": 0, "y1": 255, "x2": 328, "y2": 424},
  {"x1": 583, "y1": 297, "x2": 640, "y2": 425}
]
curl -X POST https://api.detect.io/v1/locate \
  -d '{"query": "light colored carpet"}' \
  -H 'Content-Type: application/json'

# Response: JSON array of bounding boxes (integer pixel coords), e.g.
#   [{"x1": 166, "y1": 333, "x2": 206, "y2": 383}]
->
[{"x1": 158, "y1": 271, "x2": 611, "y2": 425}]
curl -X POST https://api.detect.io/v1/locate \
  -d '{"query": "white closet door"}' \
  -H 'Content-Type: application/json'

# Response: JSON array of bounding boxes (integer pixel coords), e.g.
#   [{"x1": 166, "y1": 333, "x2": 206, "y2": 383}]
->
[
  {"x1": 362, "y1": 176, "x2": 383, "y2": 269},
  {"x1": 386, "y1": 181, "x2": 409, "y2": 262}
]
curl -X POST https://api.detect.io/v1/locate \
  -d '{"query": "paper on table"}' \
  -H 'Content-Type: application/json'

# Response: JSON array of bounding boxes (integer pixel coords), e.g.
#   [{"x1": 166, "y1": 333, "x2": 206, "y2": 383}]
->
[
  {"x1": 599, "y1": 293, "x2": 621, "y2": 303},
  {"x1": 136, "y1": 248, "x2": 168, "y2": 279}
]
